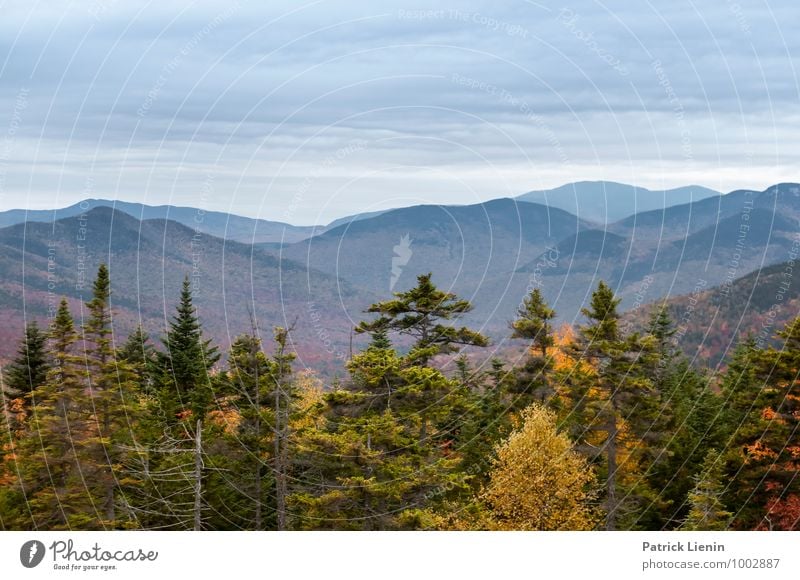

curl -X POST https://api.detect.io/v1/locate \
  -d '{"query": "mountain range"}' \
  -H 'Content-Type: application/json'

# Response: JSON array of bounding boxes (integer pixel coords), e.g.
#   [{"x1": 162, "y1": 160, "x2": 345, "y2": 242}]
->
[{"x1": 0, "y1": 181, "x2": 796, "y2": 373}]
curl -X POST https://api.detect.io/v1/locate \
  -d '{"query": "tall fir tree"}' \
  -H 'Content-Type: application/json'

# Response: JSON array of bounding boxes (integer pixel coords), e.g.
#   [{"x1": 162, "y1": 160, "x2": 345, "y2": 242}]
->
[
  {"x1": 507, "y1": 288, "x2": 557, "y2": 409},
  {"x1": 156, "y1": 277, "x2": 220, "y2": 421},
  {"x1": 81, "y1": 264, "x2": 143, "y2": 527},
  {"x1": 682, "y1": 449, "x2": 732, "y2": 531},
  {"x1": 117, "y1": 325, "x2": 156, "y2": 394},
  {"x1": 559, "y1": 280, "x2": 659, "y2": 530}
]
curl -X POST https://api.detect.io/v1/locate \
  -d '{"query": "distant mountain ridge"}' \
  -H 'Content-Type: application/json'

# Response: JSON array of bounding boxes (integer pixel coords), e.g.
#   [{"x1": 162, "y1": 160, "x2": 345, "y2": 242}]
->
[
  {"x1": 0, "y1": 199, "x2": 321, "y2": 244},
  {"x1": 518, "y1": 181, "x2": 721, "y2": 223}
]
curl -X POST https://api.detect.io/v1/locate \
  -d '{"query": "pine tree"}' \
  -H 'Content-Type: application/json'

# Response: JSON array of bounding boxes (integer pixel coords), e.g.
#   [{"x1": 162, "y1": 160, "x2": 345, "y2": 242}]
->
[
  {"x1": 506, "y1": 289, "x2": 558, "y2": 409},
  {"x1": 355, "y1": 272, "x2": 489, "y2": 364},
  {"x1": 481, "y1": 405, "x2": 599, "y2": 530},
  {"x1": 292, "y1": 335, "x2": 467, "y2": 529},
  {"x1": 682, "y1": 449, "x2": 732, "y2": 530},
  {"x1": 4, "y1": 322, "x2": 49, "y2": 406}
]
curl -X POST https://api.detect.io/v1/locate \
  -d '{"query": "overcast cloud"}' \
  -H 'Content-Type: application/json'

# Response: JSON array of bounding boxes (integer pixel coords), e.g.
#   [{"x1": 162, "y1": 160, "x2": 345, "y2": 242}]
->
[{"x1": 0, "y1": 0, "x2": 797, "y2": 224}]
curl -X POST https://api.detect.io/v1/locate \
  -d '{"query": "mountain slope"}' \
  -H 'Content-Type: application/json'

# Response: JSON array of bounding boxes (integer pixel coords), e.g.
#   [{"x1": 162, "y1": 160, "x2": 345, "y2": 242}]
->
[
  {"x1": 280, "y1": 198, "x2": 589, "y2": 327},
  {"x1": 624, "y1": 260, "x2": 800, "y2": 367},
  {"x1": 0, "y1": 207, "x2": 375, "y2": 373}
]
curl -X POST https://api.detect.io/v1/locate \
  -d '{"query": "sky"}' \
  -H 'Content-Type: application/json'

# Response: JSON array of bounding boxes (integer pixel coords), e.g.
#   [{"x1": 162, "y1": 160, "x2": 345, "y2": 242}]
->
[{"x1": 0, "y1": 0, "x2": 797, "y2": 225}]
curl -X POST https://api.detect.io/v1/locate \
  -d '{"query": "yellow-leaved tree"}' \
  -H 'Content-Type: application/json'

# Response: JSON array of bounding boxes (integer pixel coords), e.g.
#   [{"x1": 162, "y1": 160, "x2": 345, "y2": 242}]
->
[{"x1": 481, "y1": 404, "x2": 600, "y2": 530}]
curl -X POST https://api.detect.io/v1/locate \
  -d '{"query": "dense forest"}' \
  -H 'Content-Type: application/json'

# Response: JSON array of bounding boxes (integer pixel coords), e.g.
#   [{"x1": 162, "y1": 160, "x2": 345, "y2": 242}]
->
[{"x1": 1, "y1": 265, "x2": 798, "y2": 531}]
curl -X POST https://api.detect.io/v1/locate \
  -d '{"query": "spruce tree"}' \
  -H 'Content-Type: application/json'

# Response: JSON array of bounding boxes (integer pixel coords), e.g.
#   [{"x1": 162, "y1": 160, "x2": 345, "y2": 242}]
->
[
  {"x1": 15, "y1": 299, "x2": 102, "y2": 529},
  {"x1": 682, "y1": 449, "x2": 732, "y2": 531},
  {"x1": 81, "y1": 264, "x2": 143, "y2": 527},
  {"x1": 4, "y1": 322, "x2": 48, "y2": 406},
  {"x1": 293, "y1": 304, "x2": 479, "y2": 529},
  {"x1": 157, "y1": 277, "x2": 220, "y2": 421},
  {"x1": 117, "y1": 325, "x2": 156, "y2": 394},
  {"x1": 510, "y1": 288, "x2": 555, "y2": 356},
  {"x1": 561, "y1": 280, "x2": 658, "y2": 530}
]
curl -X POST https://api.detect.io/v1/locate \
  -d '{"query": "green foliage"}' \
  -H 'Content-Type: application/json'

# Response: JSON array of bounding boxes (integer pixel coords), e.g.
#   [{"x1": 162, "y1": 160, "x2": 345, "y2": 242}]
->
[
  {"x1": 3, "y1": 269, "x2": 800, "y2": 532},
  {"x1": 558, "y1": 280, "x2": 662, "y2": 530},
  {"x1": 682, "y1": 449, "x2": 732, "y2": 530},
  {"x1": 3, "y1": 321, "x2": 48, "y2": 405},
  {"x1": 156, "y1": 277, "x2": 220, "y2": 421},
  {"x1": 510, "y1": 288, "x2": 555, "y2": 356},
  {"x1": 355, "y1": 272, "x2": 489, "y2": 363}
]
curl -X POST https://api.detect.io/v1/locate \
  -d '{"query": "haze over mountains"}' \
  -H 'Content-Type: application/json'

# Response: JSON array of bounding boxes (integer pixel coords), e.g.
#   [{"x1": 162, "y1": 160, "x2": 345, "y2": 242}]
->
[
  {"x1": 0, "y1": 181, "x2": 796, "y2": 372},
  {"x1": 517, "y1": 181, "x2": 721, "y2": 223}
]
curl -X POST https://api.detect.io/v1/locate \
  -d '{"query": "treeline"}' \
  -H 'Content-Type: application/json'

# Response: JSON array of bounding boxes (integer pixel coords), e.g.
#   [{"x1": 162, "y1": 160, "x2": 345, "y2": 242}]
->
[{"x1": 1, "y1": 267, "x2": 799, "y2": 530}]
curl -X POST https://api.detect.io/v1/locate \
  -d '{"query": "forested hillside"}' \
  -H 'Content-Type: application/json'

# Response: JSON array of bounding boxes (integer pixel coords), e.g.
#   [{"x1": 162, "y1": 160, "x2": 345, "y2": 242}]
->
[{"x1": 2, "y1": 265, "x2": 798, "y2": 530}]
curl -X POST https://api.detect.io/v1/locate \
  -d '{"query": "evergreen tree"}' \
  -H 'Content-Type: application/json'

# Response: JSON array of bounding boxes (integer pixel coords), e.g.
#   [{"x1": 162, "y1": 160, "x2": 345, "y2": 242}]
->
[
  {"x1": 4, "y1": 322, "x2": 48, "y2": 406},
  {"x1": 224, "y1": 333, "x2": 277, "y2": 529},
  {"x1": 559, "y1": 280, "x2": 659, "y2": 530},
  {"x1": 14, "y1": 299, "x2": 103, "y2": 529},
  {"x1": 156, "y1": 277, "x2": 220, "y2": 421},
  {"x1": 727, "y1": 318, "x2": 800, "y2": 529},
  {"x1": 355, "y1": 272, "x2": 489, "y2": 363},
  {"x1": 81, "y1": 264, "x2": 143, "y2": 527},
  {"x1": 117, "y1": 325, "x2": 156, "y2": 394},
  {"x1": 506, "y1": 290, "x2": 558, "y2": 410},
  {"x1": 646, "y1": 360, "x2": 721, "y2": 529},
  {"x1": 718, "y1": 337, "x2": 770, "y2": 528},
  {"x1": 510, "y1": 288, "x2": 555, "y2": 356},
  {"x1": 292, "y1": 336, "x2": 467, "y2": 529},
  {"x1": 682, "y1": 449, "x2": 732, "y2": 531}
]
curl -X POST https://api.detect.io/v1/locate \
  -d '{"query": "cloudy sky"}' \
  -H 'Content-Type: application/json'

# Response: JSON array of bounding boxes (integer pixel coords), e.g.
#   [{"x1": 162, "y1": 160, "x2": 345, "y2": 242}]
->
[{"x1": 0, "y1": 0, "x2": 797, "y2": 224}]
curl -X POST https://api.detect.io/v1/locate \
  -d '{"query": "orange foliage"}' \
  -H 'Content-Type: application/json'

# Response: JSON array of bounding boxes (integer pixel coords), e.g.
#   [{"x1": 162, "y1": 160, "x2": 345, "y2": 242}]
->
[
  {"x1": 756, "y1": 494, "x2": 800, "y2": 530},
  {"x1": 745, "y1": 440, "x2": 779, "y2": 462}
]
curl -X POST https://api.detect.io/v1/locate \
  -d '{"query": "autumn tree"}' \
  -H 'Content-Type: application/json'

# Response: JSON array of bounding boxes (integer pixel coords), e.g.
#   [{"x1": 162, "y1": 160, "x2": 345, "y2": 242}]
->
[
  {"x1": 726, "y1": 318, "x2": 800, "y2": 530},
  {"x1": 481, "y1": 405, "x2": 599, "y2": 530}
]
